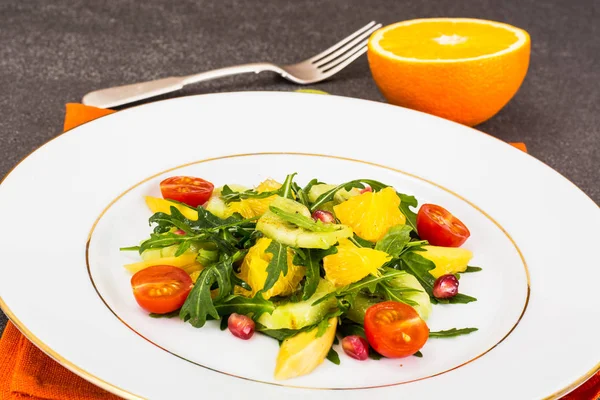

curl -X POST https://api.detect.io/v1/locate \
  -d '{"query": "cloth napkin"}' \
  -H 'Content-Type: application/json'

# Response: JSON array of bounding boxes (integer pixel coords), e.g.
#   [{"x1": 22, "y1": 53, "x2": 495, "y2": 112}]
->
[{"x1": 0, "y1": 102, "x2": 597, "y2": 400}]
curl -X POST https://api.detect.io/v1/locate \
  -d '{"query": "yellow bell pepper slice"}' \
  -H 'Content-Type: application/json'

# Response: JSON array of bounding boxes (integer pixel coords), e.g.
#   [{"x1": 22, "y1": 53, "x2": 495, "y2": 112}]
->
[
  {"x1": 124, "y1": 253, "x2": 201, "y2": 274},
  {"x1": 145, "y1": 196, "x2": 198, "y2": 221}
]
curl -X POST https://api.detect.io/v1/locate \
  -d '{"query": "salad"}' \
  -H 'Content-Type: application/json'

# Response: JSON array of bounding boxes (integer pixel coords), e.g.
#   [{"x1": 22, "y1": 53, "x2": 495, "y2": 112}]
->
[{"x1": 121, "y1": 173, "x2": 480, "y2": 380}]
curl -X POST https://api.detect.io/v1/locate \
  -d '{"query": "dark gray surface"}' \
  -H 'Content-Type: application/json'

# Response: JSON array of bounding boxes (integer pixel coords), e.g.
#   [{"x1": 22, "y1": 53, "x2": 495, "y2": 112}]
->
[{"x1": 0, "y1": 0, "x2": 598, "y2": 337}]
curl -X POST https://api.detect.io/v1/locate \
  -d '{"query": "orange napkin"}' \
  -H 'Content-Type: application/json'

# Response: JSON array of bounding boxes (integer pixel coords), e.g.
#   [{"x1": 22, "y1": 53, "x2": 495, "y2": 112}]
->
[{"x1": 0, "y1": 103, "x2": 597, "y2": 400}]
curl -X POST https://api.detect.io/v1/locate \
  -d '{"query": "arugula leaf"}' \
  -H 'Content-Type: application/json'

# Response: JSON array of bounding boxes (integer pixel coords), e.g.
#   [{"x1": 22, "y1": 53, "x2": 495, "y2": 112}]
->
[
  {"x1": 413, "y1": 350, "x2": 423, "y2": 357},
  {"x1": 291, "y1": 182, "x2": 310, "y2": 207},
  {"x1": 302, "y1": 178, "x2": 322, "y2": 194},
  {"x1": 398, "y1": 251, "x2": 437, "y2": 297},
  {"x1": 397, "y1": 193, "x2": 419, "y2": 231},
  {"x1": 219, "y1": 316, "x2": 229, "y2": 331},
  {"x1": 256, "y1": 325, "x2": 313, "y2": 341},
  {"x1": 214, "y1": 295, "x2": 275, "y2": 319},
  {"x1": 338, "y1": 321, "x2": 366, "y2": 339},
  {"x1": 369, "y1": 350, "x2": 384, "y2": 360},
  {"x1": 326, "y1": 348, "x2": 341, "y2": 365},
  {"x1": 313, "y1": 268, "x2": 405, "y2": 306},
  {"x1": 221, "y1": 173, "x2": 297, "y2": 204},
  {"x1": 464, "y1": 266, "x2": 482, "y2": 273},
  {"x1": 375, "y1": 225, "x2": 413, "y2": 257},
  {"x1": 378, "y1": 282, "x2": 419, "y2": 307},
  {"x1": 179, "y1": 257, "x2": 235, "y2": 328},
  {"x1": 446, "y1": 293, "x2": 478, "y2": 304},
  {"x1": 351, "y1": 234, "x2": 375, "y2": 248},
  {"x1": 399, "y1": 251, "x2": 477, "y2": 304},
  {"x1": 149, "y1": 310, "x2": 180, "y2": 318},
  {"x1": 429, "y1": 327, "x2": 478, "y2": 338},
  {"x1": 269, "y1": 206, "x2": 339, "y2": 232},
  {"x1": 261, "y1": 241, "x2": 289, "y2": 293},
  {"x1": 294, "y1": 247, "x2": 337, "y2": 300}
]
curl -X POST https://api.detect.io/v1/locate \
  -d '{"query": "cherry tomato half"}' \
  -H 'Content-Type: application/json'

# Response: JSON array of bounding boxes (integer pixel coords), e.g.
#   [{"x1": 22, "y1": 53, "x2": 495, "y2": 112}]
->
[
  {"x1": 364, "y1": 301, "x2": 429, "y2": 358},
  {"x1": 160, "y1": 176, "x2": 214, "y2": 208},
  {"x1": 416, "y1": 204, "x2": 471, "y2": 247},
  {"x1": 131, "y1": 265, "x2": 193, "y2": 314}
]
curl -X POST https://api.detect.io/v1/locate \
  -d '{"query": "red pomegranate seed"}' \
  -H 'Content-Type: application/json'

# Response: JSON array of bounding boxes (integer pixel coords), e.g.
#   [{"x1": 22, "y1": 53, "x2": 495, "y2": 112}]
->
[
  {"x1": 228, "y1": 313, "x2": 255, "y2": 340},
  {"x1": 433, "y1": 274, "x2": 459, "y2": 299},
  {"x1": 312, "y1": 210, "x2": 335, "y2": 223},
  {"x1": 173, "y1": 229, "x2": 186, "y2": 235},
  {"x1": 342, "y1": 335, "x2": 369, "y2": 360},
  {"x1": 360, "y1": 186, "x2": 372, "y2": 194}
]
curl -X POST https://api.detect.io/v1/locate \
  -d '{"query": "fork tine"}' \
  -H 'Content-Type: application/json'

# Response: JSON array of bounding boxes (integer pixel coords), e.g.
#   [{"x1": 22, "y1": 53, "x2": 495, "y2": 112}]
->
[
  {"x1": 315, "y1": 23, "x2": 382, "y2": 68},
  {"x1": 319, "y1": 38, "x2": 368, "y2": 71},
  {"x1": 308, "y1": 21, "x2": 377, "y2": 63},
  {"x1": 319, "y1": 42, "x2": 369, "y2": 78}
]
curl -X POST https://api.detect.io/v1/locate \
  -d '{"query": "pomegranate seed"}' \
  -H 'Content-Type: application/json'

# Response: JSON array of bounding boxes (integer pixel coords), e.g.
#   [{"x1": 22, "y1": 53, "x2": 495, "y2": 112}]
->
[
  {"x1": 173, "y1": 229, "x2": 186, "y2": 235},
  {"x1": 360, "y1": 186, "x2": 372, "y2": 194},
  {"x1": 433, "y1": 274, "x2": 459, "y2": 299},
  {"x1": 342, "y1": 335, "x2": 369, "y2": 360},
  {"x1": 312, "y1": 210, "x2": 335, "y2": 223},
  {"x1": 228, "y1": 313, "x2": 255, "y2": 340}
]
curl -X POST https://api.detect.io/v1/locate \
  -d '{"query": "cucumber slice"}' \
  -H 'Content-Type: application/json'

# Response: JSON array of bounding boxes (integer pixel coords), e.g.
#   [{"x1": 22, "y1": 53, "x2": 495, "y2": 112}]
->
[
  {"x1": 258, "y1": 279, "x2": 337, "y2": 330},
  {"x1": 205, "y1": 184, "x2": 249, "y2": 219},
  {"x1": 256, "y1": 197, "x2": 352, "y2": 249}
]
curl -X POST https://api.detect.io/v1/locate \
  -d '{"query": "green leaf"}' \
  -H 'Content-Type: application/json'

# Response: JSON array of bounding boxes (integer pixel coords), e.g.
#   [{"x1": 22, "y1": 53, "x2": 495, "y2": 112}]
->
[
  {"x1": 261, "y1": 241, "x2": 289, "y2": 293},
  {"x1": 269, "y1": 206, "x2": 339, "y2": 232},
  {"x1": 214, "y1": 295, "x2": 275, "y2": 319},
  {"x1": 291, "y1": 182, "x2": 310, "y2": 207},
  {"x1": 149, "y1": 310, "x2": 180, "y2": 318},
  {"x1": 369, "y1": 350, "x2": 383, "y2": 360},
  {"x1": 446, "y1": 293, "x2": 478, "y2": 304},
  {"x1": 220, "y1": 316, "x2": 229, "y2": 331},
  {"x1": 256, "y1": 323, "x2": 319, "y2": 341},
  {"x1": 338, "y1": 321, "x2": 366, "y2": 339},
  {"x1": 326, "y1": 348, "x2": 341, "y2": 365},
  {"x1": 313, "y1": 268, "x2": 405, "y2": 306},
  {"x1": 378, "y1": 282, "x2": 419, "y2": 307},
  {"x1": 316, "y1": 318, "x2": 331, "y2": 338},
  {"x1": 375, "y1": 225, "x2": 413, "y2": 257},
  {"x1": 429, "y1": 327, "x2": 478, "y2": 338},
  {"x1": 397, "y1": 193, "x2": 419, "y2": 232},
  {"x1": 413, "y1": 350, "x2": 423, "y2": 357},
  {"x1": 179, "y1": 258, "x2": 234, "y2": 328},
  {"x1": 352, "y1": 234, "x2": 375, "y2": 248},
  {"x1": 464, "y1": 266, "x2": 482, "y2": 273},
  {"x1": 398, "y1": 251, "x2": 437, "y2": 297},
  {"x1": 120, "y1": 246, "x2": 140, "y2": 252},
  {"x1": 294, "y1": 247, "x2": 338, "y2": 300},
  {"x1": 279, "y1": 173, "x2": 298, "y2": 200}
]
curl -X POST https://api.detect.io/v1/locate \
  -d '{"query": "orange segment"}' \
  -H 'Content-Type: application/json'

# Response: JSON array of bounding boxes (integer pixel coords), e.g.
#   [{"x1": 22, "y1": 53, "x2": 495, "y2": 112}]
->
[
  {"x1": 237, "y1": 237, "x2": 305, "y2": 299},
  {"x1": 367, "y1": 18, "x2": 530, "y2": 126},
  {"x1": 333, "y1": 187, "x2": 406, "y2": 242},
  {"x1": 323, "y1": 238, "x2": 391, "y2": 287}
]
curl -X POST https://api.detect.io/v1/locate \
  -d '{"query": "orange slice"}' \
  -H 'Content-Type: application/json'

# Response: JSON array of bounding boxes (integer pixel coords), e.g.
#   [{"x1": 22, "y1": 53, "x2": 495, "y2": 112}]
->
[
  {"x1": 323, "y1": 238, "x2": 391, "y2": 287},
  {"x1": 333, "y1": 187, "x2": 406, "y2": 242},
  {"x1": 237, "y1": 237, "x2": 305, "y2": 299},
  {"x1": 368, "y1": 18, "x2": 530, "y2": 126}
]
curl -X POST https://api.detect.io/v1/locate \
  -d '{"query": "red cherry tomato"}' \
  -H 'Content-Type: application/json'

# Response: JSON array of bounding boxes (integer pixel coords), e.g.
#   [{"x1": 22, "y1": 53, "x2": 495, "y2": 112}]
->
[
  {"x1": 160, "y1": 176, "x2": 214, "y2": 208},
  {"x1": 416, "y1": 204, "x2": 471, "y2": 247},
  {"x1": 364, "y1": 301, "x2": 429, "y2": 358},
  {"x1": 131, "y1": 265, "x2": 193, "y2": 314}
]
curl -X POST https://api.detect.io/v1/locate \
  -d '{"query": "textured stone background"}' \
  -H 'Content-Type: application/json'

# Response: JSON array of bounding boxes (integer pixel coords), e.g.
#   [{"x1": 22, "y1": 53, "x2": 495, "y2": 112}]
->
[{"x1": 0, "y1": 0, "x2": 598, "y2": 334}]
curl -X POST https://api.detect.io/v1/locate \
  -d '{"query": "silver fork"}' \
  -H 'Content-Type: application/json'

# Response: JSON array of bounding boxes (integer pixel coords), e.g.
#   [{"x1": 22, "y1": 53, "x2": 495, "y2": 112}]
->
[{"x1": 81, "y1": 21, "x2": 382, "y2": 108}]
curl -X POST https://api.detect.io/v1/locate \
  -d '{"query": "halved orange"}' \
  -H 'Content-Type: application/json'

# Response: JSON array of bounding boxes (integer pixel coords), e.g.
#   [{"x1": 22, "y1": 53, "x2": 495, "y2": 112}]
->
[{"x1": 368, "y1": 18, "x2": 530, "y2": 126}]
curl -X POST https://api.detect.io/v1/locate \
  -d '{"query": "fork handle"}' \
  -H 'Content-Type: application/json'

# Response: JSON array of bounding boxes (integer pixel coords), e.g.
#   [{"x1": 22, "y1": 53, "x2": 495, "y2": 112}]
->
[{"x1": 81, "y1": 63, "x2": 282, "y2": 109}]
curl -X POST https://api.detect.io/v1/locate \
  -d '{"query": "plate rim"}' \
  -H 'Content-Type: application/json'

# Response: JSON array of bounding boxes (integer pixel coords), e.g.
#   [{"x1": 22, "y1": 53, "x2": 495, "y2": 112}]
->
[{"x1": 0, "y1": 91, "x2": 598, "y2": 399}]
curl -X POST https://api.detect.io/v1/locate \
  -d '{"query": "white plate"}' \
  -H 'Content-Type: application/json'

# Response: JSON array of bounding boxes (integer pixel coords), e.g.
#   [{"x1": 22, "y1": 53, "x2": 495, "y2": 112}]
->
[{"x1": 0, "y1": 92, "x2": 598, "y2": 399}]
